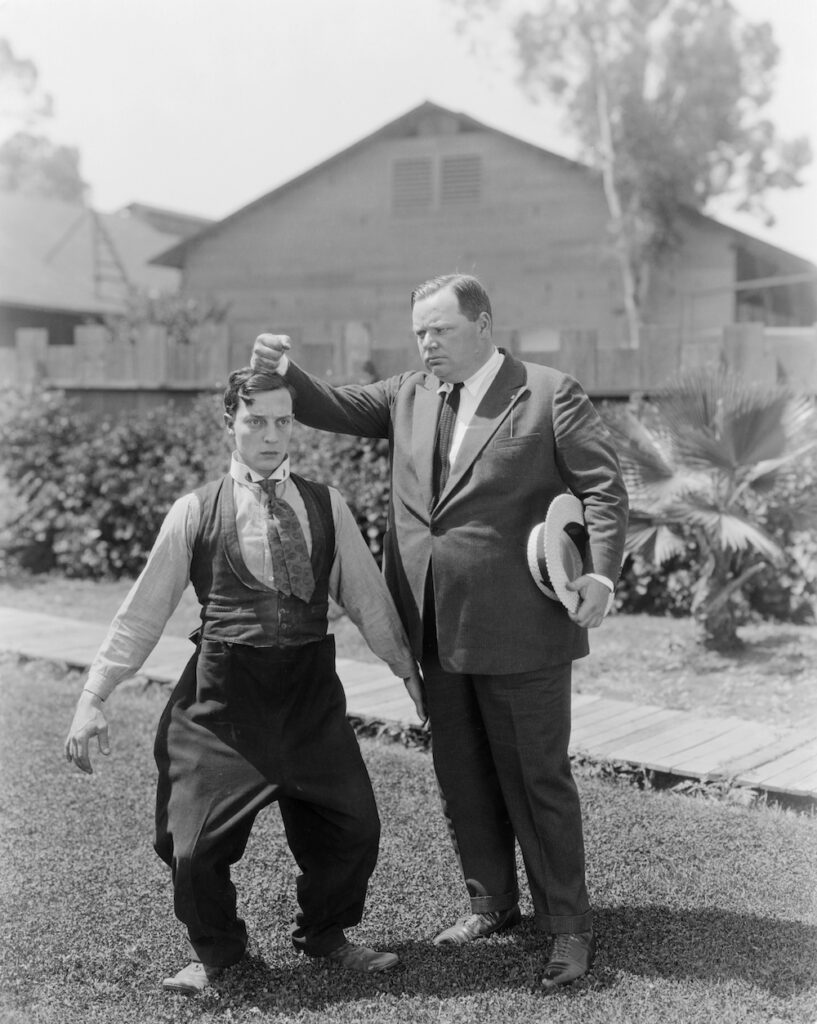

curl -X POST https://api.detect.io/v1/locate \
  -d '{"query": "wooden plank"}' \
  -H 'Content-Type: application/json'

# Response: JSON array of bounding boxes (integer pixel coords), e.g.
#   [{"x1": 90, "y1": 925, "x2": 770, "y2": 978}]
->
[
  {"x1": 340, "y1": 675, "x2": 398, "y2": 698},
  {"x1": 721, "y1": 728, "x2": 817, "y2": 775},
  {"x1": 599, "y1": 715, "x2": 738, "y2": 766},
  {"x1": 670, "y1": 722, "x2": 775, "y2": 775},
  {"x1": 335, "y1": 658, "x2": 389, "y2": 682},
  {"x1": 586, "y1": 710, "x2": 688, "y2": 754},
  {"x1": 760, "y1": 757, "x2": 817, "y2": 792},
  {"x1": 738, "y1": 743, "x2": 817, "y2": 787},
  {"x1": 696, "y1": 721, "x2": 779, "y2": 769},
  {"x1": 572, "y1": 697, "x2": 658, "y2": 728},
  {"x1": 573, "y1": 707, "x2": 680, "y2": 748}
]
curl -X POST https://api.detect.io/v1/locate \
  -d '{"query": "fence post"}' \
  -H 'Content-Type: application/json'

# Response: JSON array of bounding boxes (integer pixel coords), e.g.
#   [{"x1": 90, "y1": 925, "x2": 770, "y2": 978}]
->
[{"x1": 15, "y1": 328, "x2": 49, "y2": 386}]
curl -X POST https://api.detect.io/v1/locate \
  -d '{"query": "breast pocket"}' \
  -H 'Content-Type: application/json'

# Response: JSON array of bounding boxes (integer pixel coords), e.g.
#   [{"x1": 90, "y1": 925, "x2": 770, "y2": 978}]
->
[{"x1": 490, "y1": 433, "x2": 542, "y2": 451}]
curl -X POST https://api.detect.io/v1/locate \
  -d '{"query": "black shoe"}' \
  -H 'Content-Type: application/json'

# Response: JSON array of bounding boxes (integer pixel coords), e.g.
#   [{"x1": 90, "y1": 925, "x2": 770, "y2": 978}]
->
[
  {"x1": 541, "y1": 930, "x2": 595, "y2": 991},
  {"x1": 433, "y1": 905, "x2": 522, "y2": 946},
  {"x1": 324, "y1": 941, "x2": 399, "y2": 973}
]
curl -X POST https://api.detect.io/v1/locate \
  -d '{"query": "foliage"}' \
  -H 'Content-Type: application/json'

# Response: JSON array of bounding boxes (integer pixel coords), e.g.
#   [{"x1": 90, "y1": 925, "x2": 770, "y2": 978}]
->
[
  {"x1": 288, "y1": 424, "x2": 391, "y2": 562},
  {"x1": 0, "y1": 38, "x2": 87, "y2": 203},
  {"x1": 446, "y1": 0, "x2": 811, "y2": 344},
  {"x1": 104, "y1": 287, "x2": 232, "y2": 345},
  {"x1": 0, "y1": 390, "x2": 392, "y2": 579},
  {"x1": 0, "y1": 390, "x2": 227, "y2": 578},
  {"x1": 604, "y1": 370, "x2": 817, "y2": 647},
  {"x1": 0, "y1": 36, "x2": 53, "y2": 127},
  {"x1": 0, "y1": 129, "x2": 87, "y2": 203}
]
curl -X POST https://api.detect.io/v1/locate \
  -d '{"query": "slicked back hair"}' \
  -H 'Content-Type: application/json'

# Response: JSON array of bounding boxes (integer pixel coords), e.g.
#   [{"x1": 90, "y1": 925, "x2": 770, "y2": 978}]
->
[
  {"x1": 410, "y1": 274, "x2": 492, "y2": 323},
  {"x1": 223, "y1": 367, "x2": 297, "y2": 418}
]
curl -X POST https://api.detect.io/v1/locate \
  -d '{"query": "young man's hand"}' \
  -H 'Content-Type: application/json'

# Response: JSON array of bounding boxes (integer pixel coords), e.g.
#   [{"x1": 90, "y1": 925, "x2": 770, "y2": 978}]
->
[{"x1": 64, "y1": 691, "x2": 111, "y2": 774}]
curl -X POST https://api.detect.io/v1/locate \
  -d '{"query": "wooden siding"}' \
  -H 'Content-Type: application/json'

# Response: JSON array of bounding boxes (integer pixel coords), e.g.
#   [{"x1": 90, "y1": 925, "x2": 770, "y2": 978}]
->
[{"x1": 177, "y1": 123, "x2": 798, "y2": 374}]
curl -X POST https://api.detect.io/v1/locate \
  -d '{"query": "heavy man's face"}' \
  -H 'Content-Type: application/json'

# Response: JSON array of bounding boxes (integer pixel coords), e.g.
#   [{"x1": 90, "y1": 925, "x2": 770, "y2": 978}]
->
[
  {"x1": 412, "y1": 285, "x2": 493, "y2": 384},
  {"x1": 225, "y1": 388, "x2": 293, "y2": 477}
]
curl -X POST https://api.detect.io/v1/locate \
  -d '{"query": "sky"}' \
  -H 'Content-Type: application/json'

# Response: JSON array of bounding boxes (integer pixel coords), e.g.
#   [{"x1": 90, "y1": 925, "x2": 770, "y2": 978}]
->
[{"x1": 1, "y1": 0, "x2": 816, "y2": 262}]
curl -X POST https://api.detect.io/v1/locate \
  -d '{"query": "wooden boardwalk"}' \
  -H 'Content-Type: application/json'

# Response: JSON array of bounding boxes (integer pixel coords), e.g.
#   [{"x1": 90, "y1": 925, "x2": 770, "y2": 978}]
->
[{"x1": 1, "y1": 606, "x2": 814, "y2": 801}]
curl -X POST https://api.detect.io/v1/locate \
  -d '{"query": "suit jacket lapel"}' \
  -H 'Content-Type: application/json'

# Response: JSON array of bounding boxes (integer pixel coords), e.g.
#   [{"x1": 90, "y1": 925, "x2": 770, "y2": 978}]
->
[
  {"x1": 412, "y1": 375, "x2": 441, "y2": 512},
  {"x1": 439, "y1": 354, "x2": 528, "y2": 506}
]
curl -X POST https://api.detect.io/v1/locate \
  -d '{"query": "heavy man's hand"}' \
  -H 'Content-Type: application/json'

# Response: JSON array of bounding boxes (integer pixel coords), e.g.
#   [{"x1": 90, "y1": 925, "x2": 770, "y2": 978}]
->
[
  {"x1": 403, "y1": 664, "x2": 427, "y2": 726},
  {"x1": 64, "y1": 691, "x2": 110, "y2": 774},
  {"x1": 251, "y1": 334, "x2": 291, "y2": 373},
  {"x1": 565, "y1": 576, "x2": 613, "y2": 630}
]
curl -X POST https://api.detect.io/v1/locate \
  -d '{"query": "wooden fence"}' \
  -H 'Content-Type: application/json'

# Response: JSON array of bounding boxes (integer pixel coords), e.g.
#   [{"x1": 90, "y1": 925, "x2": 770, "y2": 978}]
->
[
  {"x1": 0, "y1": 320, "x2": 815, "y2": 396},
  {"x1": 525, "y1": 323, "x2": 817, "y2": 395},
  {"x1": 0, "y1": 323, "x2": 230, "y2": 391}
]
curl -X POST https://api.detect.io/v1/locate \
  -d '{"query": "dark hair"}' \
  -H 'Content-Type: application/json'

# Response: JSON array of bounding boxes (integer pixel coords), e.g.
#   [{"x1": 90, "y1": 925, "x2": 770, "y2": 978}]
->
[
  {"x1": 223, "y1": 367, "x2": 296, "y2": 418},
  {"x1": 410, "y1": 274, "x2": 492, "y2": 323}
]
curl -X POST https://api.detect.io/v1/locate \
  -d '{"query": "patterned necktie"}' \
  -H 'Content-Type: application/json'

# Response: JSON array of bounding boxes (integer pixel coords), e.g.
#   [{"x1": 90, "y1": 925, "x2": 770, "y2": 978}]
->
[
  {"x1": 257, "y1": 479, "x2": 315, "y2": 602},
  {"x1": 433, "y1": 382, "x2": 464, "y2": 500}
]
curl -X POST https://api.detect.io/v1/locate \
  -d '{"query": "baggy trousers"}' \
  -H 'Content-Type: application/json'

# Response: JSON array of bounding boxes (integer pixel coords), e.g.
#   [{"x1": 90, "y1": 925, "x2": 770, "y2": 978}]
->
[
  {"x1": 422, "y1": 626, "x2": 592, "y2": 935},
  {"x1": 153, "y1": 635, "x2": 380, "y2": 967}
]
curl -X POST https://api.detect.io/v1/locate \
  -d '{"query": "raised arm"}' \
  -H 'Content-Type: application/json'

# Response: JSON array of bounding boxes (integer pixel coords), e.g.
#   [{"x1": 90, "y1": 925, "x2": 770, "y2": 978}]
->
[{"x1": 251, "y1": 333, "x2": 395, "y2": 439}]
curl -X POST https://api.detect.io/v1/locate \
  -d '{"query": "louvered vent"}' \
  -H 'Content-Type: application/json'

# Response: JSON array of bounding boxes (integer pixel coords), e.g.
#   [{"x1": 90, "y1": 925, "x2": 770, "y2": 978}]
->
[
  {"x1": 392, "y1": 158, "x2": 434, "y2": 212},
  {"x1": 441, "y1": 155, "x2": 482, "y2": 204}
]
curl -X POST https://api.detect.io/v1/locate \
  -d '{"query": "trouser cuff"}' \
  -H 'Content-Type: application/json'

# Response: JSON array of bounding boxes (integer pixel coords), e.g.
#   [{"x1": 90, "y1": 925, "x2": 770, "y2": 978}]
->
[
  {"x1": 293, "y1": 926, "x2": 348, "y2": 958},
  {"x1": 469, "y1": 889, "x2": 519, "y2": 914},
  {"x1": 536, "y1": 909, "x2": 593, "y2": 935}
]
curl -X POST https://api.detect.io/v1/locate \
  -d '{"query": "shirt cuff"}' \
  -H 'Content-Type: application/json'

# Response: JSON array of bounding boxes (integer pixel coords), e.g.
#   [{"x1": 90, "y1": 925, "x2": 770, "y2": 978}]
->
[
  {"x1": 587, "y1": 573, "x2": 614, "y2": 592},
  {"x1": 277, "y1": 353, "x2": 290, "y2": 376}
]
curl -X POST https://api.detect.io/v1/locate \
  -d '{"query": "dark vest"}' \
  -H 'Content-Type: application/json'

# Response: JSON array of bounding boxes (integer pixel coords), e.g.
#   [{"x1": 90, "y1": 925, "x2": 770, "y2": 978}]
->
[{"x1": 189, "y1": 473, "x2": 335, "y2": 647}]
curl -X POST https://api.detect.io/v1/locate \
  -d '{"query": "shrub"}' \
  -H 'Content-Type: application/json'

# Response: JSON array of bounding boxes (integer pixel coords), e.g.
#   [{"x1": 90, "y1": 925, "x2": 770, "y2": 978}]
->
[
  {"x1": 0, "y1": 389, "x2": 227, "y2": 577},
  {"x1": 0, "y1": 389, "x2": 392, "y2": 579}
]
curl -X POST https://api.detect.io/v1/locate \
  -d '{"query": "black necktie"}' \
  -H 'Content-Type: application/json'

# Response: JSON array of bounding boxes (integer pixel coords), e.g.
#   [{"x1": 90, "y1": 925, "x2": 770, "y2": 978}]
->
[
  {"x1": 257, "y1": 479, "x2": 315, "y2": 602},
  {"x1": 433, "y1": 382, "x2": 463, "y2": 500}
]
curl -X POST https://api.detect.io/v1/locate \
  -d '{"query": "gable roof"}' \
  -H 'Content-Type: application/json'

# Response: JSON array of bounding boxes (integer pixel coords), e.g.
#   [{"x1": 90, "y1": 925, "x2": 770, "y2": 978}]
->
[
  {"x1": 151, "y1": 100, "x2": 594, "y2": 269},
  {"x1": 151, "y1": 99, "x2": 816, "y2": 275},
  {"x1": 0, "y1": 192, "x2": 187, "y2": 315}
]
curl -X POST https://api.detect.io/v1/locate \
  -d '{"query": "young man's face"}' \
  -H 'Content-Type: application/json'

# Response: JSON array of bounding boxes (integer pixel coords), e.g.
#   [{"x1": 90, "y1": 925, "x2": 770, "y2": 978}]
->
[{"x1": 225, "y1": 388, "x2": 294, "y2": 477}]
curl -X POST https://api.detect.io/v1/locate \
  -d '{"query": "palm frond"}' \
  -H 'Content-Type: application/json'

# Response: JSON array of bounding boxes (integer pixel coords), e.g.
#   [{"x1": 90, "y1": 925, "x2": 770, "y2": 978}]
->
[
  {"x1": 604, "y1": 410, "x2": 675, "y2": 484},
  {"x1": 655, "y1": 370, "x2": 817, "y2": 470},
  {"x1": 624, "y1": 520, "x2": 688, "y2": 565},
  {"x1": 685, "y1": 507, "x2": 783, "y2": 562}
]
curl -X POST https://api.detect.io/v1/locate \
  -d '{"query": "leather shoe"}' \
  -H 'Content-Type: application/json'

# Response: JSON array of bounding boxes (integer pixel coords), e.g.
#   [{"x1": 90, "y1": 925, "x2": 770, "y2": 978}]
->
[
  {"x1": 541, "y1": 930, "x2": 595, "y2": 991},
  {"x1": 324, "y1": 941, "x2": 399, "y2": 973},
  {"x1": 433, "y1": 905, "x2": 521, "y2": 946},
  {"x1": 162, "y1": 961, "x2": 223, "y2": 994}
]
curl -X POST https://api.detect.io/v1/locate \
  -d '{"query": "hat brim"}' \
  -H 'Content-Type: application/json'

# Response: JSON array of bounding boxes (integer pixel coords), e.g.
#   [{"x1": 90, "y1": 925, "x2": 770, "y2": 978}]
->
[{"x1": 527, "y1": 494, "x2": 586, "y2": 614}]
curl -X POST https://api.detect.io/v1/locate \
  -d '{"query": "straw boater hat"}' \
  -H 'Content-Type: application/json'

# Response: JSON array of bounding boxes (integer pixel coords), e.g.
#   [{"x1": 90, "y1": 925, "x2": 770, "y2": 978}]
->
[{"x1": 526, "y1": 493, "x2": 588, "y2": 615}]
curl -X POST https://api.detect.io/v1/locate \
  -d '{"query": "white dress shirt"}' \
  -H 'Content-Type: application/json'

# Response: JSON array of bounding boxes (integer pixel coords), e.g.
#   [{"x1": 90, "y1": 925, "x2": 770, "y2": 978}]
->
[{"x1": 84, "y1": 453, "x2": 416, "y2": 700}]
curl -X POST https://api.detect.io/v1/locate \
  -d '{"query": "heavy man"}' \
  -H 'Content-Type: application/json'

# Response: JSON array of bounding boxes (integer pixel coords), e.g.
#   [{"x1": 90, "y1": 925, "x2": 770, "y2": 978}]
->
[{"x1": 251, "y1": 274, "x2": 628, "y2": 991}]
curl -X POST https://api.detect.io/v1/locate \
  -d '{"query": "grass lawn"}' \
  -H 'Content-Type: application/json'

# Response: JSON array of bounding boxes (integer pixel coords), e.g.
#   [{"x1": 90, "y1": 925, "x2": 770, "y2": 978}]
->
[
  {"x1": 1, "y1": 653, "x2": 815, "y2": 1024},
  {"x1": 1, "y1": 572, "x2": 815, "y2": 730}
]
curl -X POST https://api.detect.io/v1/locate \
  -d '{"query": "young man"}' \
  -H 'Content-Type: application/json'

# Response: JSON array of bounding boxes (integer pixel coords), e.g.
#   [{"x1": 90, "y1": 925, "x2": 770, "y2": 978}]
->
[
  {"x1": 251, "y1": 274, "x2": 628, "y2": 991},
  {"x1": 65, "y1": 368, "x2": 424, "y2": 995}
]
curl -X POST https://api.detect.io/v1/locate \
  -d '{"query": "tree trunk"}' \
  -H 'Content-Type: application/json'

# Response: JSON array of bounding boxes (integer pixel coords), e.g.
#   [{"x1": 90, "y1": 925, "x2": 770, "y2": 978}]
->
[
  {"x1": 697, "y1": 601, "x2": 743, "y2": 651},
  {"x1": 593, "y1": 67, "x2": 641, "y2": 349}
]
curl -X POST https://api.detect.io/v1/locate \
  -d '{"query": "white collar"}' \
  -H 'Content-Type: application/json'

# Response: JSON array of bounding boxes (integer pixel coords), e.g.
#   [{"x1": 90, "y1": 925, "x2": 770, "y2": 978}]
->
[
  {"x1": 437, "y1": 347, "x2": 503, "y2": 397},
  {"x1": 230, "y1": 452, "x2": 291, "y2": 487}
]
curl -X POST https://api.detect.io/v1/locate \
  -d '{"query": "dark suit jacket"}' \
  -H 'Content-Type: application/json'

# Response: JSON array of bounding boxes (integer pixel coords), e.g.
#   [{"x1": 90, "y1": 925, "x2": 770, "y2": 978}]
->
[{"x1": 287, "y1": 351, "x2": 628, "y2": 674}]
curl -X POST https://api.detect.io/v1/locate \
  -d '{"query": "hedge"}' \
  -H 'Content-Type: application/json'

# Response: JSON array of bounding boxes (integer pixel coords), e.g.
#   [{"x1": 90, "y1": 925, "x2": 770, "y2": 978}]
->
[{"x1": 0, "y1": 388, "x2": 813, "y2": 624}]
